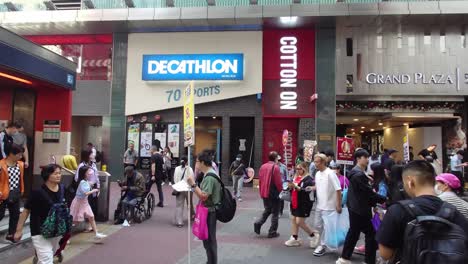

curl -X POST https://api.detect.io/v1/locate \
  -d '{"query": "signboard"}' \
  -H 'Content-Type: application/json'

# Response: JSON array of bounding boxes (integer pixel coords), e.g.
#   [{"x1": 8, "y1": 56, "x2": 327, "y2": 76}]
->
[
  {"x1": 303, "y1": 140, "x2": 317, "y2": 163},
  {"x1": 263, "y1": 29, "x2": 316, "y2": 118},
  {"x1": 282, "y1": 130, "x2": 289, "y2": 147},
  {"x1": 127, "y1": 123, "x2": 140, "y2": 152},
  {"x1": 43, "y1": 120, "x2": 61, "y2": 143},
  {"x1": 142, "y1": 54, "x2": 244, "y2": 81},
  {"x1": 283, "y1": 130, "x2": 294, "y2": 171},
  {"x1": 336, "y1": 137, "x2": 355, "y2": 165},
  {"x1": 140, "y1": 123, "x2": 153, "y2": 158},
  {"x1": 168, "y1": 124, "x2": 180, "y2": 158},
  {"x1": 183, "y1": 81, "x2": 195, "y2": 147},
  {"x1": 403, "y1": 134, "x2": 410, "y2": 162}
]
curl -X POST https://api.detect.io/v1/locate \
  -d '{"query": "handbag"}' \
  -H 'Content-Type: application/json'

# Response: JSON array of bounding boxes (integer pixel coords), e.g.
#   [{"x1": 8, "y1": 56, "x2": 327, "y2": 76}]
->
[
  {"x1": 172, "y1": 168, "x2": 187, "y2": 196},
  {"x1": 279, "y1": 190, "x2": 291, "y2": 202},
  {"x1": 341, "y1": 176, "x2": 349, "y2": 207},
  {"x1": 192, "y1": 202, "x2": 209, "y2": 240},
  {"x1": 268, "y1": 165, "x2": 280, "y2": 199}
]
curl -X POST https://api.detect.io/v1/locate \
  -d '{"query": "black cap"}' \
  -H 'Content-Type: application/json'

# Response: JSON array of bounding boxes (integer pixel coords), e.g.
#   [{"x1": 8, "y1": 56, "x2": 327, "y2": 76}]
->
[{"x1": 388, "y1": 149, "x2": 398, "y2": 155}]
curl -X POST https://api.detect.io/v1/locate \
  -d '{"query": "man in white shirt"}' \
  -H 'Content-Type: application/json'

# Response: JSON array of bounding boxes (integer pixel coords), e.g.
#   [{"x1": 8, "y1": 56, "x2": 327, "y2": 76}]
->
[{"x1": 312, "y1": 153, "x2": 342, "y2": 257}]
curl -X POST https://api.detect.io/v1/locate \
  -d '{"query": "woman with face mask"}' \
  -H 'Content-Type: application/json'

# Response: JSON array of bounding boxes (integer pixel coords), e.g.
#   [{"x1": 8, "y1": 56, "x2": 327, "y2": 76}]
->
[
  {"x1": 173, "y1": 156, "x2": 194, "y2": 227},
  {"x1": 435, "y1": 173, "x2": 468, "y2": 219},
  {"x1": 229, "y1": 154, "x2": 247, "y2": 202}
]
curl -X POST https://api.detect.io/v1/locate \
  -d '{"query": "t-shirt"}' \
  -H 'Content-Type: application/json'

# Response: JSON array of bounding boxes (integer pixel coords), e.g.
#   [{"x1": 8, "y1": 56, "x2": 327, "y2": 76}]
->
[
  {"x1": 150, "y1": 153, "x2": 164, "y2": 178},
  {"x1": 12, "y1": 132, "x2": 27, "y2": 147},
  {"x1": 376, "y1": 195, "x2": 468, "y2": 262},
  {"x1": 0, "y1": 130, "x2": 13, "y2": 159},
  {"x1": 315, "y1": 168, "x2": 342, "y2": 210},
  {"x1": 201, "y1": 169, "x2": 222, "y2": 212},
  {"x1": 124, "y1": 149, "x2": 138, "y2": 164},
  {"x1": 418, "y1": 149, "x2": 438, "y2": 160},
  {"x1": 25, "y1": 185, "x2": 62, "y2": 236},
  {"x1": 450, "y1": 155, "x2": 462, "y2": 172},
  {"x1": 75, "y1": 180, "x2": 91, "y2": 199}
]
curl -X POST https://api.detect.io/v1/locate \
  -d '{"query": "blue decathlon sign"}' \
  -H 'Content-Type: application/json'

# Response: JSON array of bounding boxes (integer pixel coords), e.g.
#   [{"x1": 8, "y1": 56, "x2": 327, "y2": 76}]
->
[{"x1": 142, "y1": 53, "x2": 244, "y2": 81}]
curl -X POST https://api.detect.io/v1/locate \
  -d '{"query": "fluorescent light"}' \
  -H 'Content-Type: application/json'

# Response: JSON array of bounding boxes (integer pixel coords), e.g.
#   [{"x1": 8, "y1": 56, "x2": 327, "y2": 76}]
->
[
  {"x1": 378, "y1": 123, "x2": 383, "y2": 126},
  {"x1": 353, "y1": 119, "x2": 359, "y2": 122},
  {"x1": 360, "y1": 131, "x2": 364, "y2": 133},
  {"x1": 371, "y1": 129, "x2": 375, "y2": 132},
  {"x1": 212, "y1": 116, "x2": 216, "y2": 119},
  {"x1": 0, "y1": 72, "x2": 32, "y2": 85},
  {"x1": 361, "y1": 126, "x2": 365, "y2": 129},
  {"x1": 195, "y1": 116, "x2": 198, "y2": 119},
  {"x1": 351, "y1": 129, "x2": 355, "y2": 131},
  {"x1": 280, "y1": 16, "x2": 298, "y2": 25},
  {"x1": 403, "y1": 123, "x2": 409, "y2": 126}
]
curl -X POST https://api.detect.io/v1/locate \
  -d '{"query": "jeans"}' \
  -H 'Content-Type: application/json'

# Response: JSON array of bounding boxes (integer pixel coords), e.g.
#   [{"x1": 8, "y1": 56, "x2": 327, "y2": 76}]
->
[
  {"x1": 31, "y1": 235, "x2": 60, "y2": 264},
  {"x1": 203, "y1": 211, "x2": 218, "y2": 264},
  {"x1": 0, "y1": 194, "x2": 21, "y2": 235},
  {"x1": 255, "y1": 198, "x2": 280, "y2": 234},
  {"x1": 121, "y1": 196, "x2": 138, "y2": 220},
  {"x1": 174, "y1": 192, "x2": 195, "y2": 225},
  {"x1": 232, "y1": 174, "x2": 244, "y2": 198},
  {"x1": 149, "y1": 179, "x2": 164, "y2": 204},
  {"x1": 341, "y1": 210, "x2": 377, "y2": 264}
]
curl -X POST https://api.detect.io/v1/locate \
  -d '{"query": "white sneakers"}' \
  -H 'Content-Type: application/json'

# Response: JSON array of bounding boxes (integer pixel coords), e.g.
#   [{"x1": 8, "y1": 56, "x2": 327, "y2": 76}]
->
[
  {"x1": 122, "y1": 219, "x2": 131, "y2": 227},
  {"x1": 336, "y1": 258, "x2": 352, "y2": 264},
  {"x1": 309, "y1": 234, "x2": 320, "y2": 249},
  {"x1": 95, "y1": 232, "x2": 107, "y2": 239},
  {"x1": 284, "y1": 236, "x2": 302, "y2": 247},
  {"x1": 313, "y1": 245, "x2": 327, "y2": 257}
]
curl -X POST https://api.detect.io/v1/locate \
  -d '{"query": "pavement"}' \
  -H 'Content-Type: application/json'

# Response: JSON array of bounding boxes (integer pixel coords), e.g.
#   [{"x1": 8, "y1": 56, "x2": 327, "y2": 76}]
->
[{"x1": 2, "y1": 183, "x2": 366, "y2": 264}]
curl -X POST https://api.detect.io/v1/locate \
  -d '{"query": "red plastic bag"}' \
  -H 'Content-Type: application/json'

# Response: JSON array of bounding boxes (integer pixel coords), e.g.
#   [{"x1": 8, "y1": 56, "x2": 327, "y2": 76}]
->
[{"x1": 192, "y1": 203, "x2": 209, "y2": 240}]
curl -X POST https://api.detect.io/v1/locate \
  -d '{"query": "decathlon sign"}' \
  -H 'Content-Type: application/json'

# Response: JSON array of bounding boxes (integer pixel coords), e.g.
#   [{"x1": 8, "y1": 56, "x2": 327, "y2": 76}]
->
[{"x1": 142, "y1": 54, "x2": 244, "y2": 81}]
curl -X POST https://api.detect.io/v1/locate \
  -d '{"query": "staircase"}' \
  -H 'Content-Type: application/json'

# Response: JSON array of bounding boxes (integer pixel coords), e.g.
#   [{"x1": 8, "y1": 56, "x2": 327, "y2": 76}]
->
[{"x1": 0, "y1": 208, "x2": 31, "y2": 253}]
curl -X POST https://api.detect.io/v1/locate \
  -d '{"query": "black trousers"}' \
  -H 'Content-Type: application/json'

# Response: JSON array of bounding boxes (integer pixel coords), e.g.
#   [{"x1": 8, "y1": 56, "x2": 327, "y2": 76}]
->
[
  {"x1": 0, "y1": 196, "x2": 21, "y2": 235},
  {"x1": 203, "y1": 211, "x2": 218, "y2": 264},
  {"x1": 255, "y1": 198, "x2": 280, "y2": 234},
  {"x1": 341, "y1": 210, "x2": 377, "y2": 264},
  {"x1": 149, "y1": 179, "x2": 164, "y2": 204},
  {"x1": 279, "y1": 200, "x2": 284, "y2": 215},
  {"x1": 451, "y1": 171, "x2": 465, "y2": 194}
]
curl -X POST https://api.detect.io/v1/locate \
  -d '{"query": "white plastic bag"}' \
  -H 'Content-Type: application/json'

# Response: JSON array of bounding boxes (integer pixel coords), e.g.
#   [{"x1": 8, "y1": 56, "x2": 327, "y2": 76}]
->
[{"x1": 322, "y1": 208, "x2": 350, "y2": 250}]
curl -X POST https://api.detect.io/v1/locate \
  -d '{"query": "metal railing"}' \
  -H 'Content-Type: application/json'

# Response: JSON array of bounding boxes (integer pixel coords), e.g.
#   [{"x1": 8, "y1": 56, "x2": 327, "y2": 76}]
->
[{"x1": 0, "y1": 0, "x2": 461, "y2": 12}]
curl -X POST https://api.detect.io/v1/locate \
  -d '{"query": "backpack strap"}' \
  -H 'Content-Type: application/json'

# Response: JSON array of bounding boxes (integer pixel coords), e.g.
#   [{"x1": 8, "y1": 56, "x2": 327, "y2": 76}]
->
[
  {"x1": 436, "y1": 202, "x2": 456, "y2": 221},
  {"x1": 398, "y1": 200, "x2": 425, "y2": 218},
  {"x1": 205, "y1": 173, "x2": 224, "y2": 188}
]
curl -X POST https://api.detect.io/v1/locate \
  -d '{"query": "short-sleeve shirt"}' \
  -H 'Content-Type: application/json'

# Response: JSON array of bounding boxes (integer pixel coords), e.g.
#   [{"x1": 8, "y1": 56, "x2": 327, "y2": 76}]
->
[
  {"x1": 315, "y1": 168, "x2": 342, "y2": 210},
  {"x1": 418, "y1": 149, "x2": 438, "y2": 160},
  {"x1": 75, "y1": 180, "x2": 91, "y2": 199},
  {"x1": 376, "y1": 195, "x2": 468, "y2": 262},
  {"x1": 150, "y1": 153, "x2": 164, "y2": 178},
  {"x1": 124, "y1": 149, "x2": 138, "y2": 164},
  {"x1": 450, "y1": 155, "x2": 462, "y2": 172},
  {"x1": 12, "y1": 132, "x2": 27, "y2": 146},
  {"x1": 201, "y1": 169, "x2": 222, "y2": 212},
  {"x1": 25, "y1": 185, "x2": 62, "y2": 236}
]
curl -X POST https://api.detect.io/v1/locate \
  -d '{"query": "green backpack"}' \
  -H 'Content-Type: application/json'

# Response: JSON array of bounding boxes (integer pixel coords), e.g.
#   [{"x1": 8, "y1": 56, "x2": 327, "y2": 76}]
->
[{"x1": 40, "y1": 185, "x2": 73, "y2": 238}]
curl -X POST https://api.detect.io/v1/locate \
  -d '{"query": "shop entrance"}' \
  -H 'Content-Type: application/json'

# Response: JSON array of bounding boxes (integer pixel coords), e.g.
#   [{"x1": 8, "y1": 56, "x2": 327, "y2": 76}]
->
[
  {"x1": 195, "y1": 117, "x2": 222, "y2": 162},
  {"x1": 229, "y1": 117, "x2": 255, "y2": 168}
]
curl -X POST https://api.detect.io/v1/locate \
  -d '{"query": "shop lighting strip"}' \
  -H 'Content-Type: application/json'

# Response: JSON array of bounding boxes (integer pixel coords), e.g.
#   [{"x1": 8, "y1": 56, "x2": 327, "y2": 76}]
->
[{"x1": 0, "y1": 72, "x2": 32, "y2": 85}]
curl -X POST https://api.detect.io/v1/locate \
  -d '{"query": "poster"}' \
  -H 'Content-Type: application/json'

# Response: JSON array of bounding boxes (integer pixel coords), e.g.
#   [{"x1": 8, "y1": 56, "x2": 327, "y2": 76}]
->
[
  {"x1": 43, "y1": 120, "x2": 61, "y2": 143},
  {"x1": 336, "y1": 137, "x2": 355, "y2": 165},
  {"x1": 140, "y1": 123, "x2": 153, "y2": 158},
  {"x1": 303, "y1": 140, "x2": 317, "y2": 163},
  {"x1": 168, "y1": 124, "x2": 180, "y2": 158},
  {"x1": 127, "y1": 123, "x2": 140, "y2": 152},
  {"x1": 155, "y1": 132, "x2": 167, "y2": 152},
  {"x1": 282, "y1": 130, "x2": 293, "y2": 171},
  {"x1": 183, "y1": 81, "x2": 195, "y2": 147},
  {"x1": 403, "y1": 134, "x2": 410, "y2": 163}
]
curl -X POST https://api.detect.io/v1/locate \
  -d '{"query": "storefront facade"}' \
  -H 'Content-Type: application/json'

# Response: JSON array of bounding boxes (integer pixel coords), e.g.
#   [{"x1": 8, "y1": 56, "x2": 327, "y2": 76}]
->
[{"x1": 335, "y1": 16, "x2": 468, "y2": 170}]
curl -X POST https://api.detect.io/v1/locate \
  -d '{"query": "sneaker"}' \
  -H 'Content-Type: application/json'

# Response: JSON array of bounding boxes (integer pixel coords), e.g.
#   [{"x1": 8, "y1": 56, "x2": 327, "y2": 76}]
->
[
  {"x1": 313, "y1": 245, "x2": 327, "y2": 257},
  {"x1": 122, "y1": 219, "x2": 131, "y2": 227},
  {"x1": 4, "y1": 235, "x2": 16, "y2": 244},
  {"x1": 284, "y1": 236, "x2": 301, "y2": 247},
  {"x1": 336, "y1": 258, "x2": 352, "y2": 264},
  {"x1": 309, "y1": 234, "x2": 320, "y2": 249},
  {"x1": 162, "y1": 182, "x2": 166, "y2": 186},
  {"x1": 267, "y1": 232, "x2": 280, "y2": 238},
  {"x1": 354, "y1": 245, "x2": 365, "y2": 255},
  {"x1": 254, "y1": 223, "x2": 261, "y2": 235},
  {"x1": 238, "y1": 198, "x2": 242, "y2": 202},
  {"x1": 169, "y1": 183, "x2": 172, "y2": 186},
  {"x1": 157, "y1": 202, "x2": 164, "y2": 208},
  {"x1": 95, "y1": 233, "x2": 107, "y2": 239}
]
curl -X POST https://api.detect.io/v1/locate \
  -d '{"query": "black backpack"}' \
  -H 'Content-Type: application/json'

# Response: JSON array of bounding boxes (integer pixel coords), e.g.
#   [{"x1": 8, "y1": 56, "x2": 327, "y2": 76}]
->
[
  {"x1": 398, "y1": 200, "x2": 468, "y2": 264},
  {"x1": 205, "y1": 173, "x2": 237, "y2": 223}
]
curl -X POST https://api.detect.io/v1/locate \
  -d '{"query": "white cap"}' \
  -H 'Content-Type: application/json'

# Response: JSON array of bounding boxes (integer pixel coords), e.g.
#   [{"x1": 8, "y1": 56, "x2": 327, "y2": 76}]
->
[{"x1": 277, "y1": 155, "x2": 282, "y2": 160}]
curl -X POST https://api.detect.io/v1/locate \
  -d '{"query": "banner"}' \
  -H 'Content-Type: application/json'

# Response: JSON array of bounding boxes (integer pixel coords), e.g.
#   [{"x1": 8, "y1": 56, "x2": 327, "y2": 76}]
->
[
  {"x1": 127, "y1": 123, "x2": 140, "y2": 152},
  {"x1": 336, "y1": 137, "x2": 355, "y2": 165},
  {"x1": 168, "y1": 124, "x2": 180, "y2": 158},
  {"x1": 183, "y1": 81, "x2": 195, "y2": 147},
  {"x1": 403, "y1": 134, "x2": 410, "y2": 162},
  {"x1": 140, "y1": 123, "x2": 153, "y2": 158},
  {"x1": 303, "y1": 140, "x2": 317, "y2": 163}
]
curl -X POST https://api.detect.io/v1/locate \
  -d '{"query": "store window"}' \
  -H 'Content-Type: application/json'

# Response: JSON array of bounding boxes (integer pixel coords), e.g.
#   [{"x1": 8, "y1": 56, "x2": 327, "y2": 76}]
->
[{"x1": 346, "y1": 38, "x2": 353, "y2": 57}]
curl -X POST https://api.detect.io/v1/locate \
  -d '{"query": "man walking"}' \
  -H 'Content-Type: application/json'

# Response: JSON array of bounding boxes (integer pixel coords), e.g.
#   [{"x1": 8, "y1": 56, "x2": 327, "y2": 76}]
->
[
  {"x1": 150, "y1": 146, "x2": 164, "y2": 207},
  {"x1": 254, "y1": 151, "x2": 283, "y2": 238},
  {"x1": 123, "y1": 143, "x2": 138, "y2": 169},
  {"x1": 0, "y1": 122, "x2": 18, "y2": 160},
  {"x1": 337, "y1": 149, "x2": 387, "y2": 264},
  {"x1": 229, "y1": 154, "x2": 247, "y2": 202},
  {"x1": 312, "y1": 153, "x2": 342, "y2": 257},
  {"x1": 12, "y1": 122, "x2": 29, "y2": 169}
]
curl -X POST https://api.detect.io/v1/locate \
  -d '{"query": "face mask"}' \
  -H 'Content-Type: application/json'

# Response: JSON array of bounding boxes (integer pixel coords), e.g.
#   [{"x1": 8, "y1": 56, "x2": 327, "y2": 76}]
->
[
  {"x1": 236, "y1": 158, "x2": 241, "y2": 161},
  {"x1": 434, "y1": 184, "x2": 443, "y2": 196},
  {"x1": 181, "y1": 160, "x2": 186, "y2": 166}
]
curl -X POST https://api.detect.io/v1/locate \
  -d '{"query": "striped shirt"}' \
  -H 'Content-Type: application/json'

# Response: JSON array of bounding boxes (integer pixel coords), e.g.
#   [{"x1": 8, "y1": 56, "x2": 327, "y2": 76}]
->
[{"x1": 439, "y1": 191, "x2": 468, "y2": 219}]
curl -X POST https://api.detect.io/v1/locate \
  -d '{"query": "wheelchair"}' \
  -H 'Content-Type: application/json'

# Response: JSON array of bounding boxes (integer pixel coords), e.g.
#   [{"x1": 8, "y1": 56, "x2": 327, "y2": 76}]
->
[{"x1": 116, "y1": 181, "x2": 155, "y2": 224}]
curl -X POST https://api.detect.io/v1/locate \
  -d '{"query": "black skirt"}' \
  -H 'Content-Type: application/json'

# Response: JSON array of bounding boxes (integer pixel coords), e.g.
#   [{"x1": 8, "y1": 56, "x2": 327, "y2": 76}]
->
[{"x1": 290, "y1": 203, "x2": 313, "y2": 218}]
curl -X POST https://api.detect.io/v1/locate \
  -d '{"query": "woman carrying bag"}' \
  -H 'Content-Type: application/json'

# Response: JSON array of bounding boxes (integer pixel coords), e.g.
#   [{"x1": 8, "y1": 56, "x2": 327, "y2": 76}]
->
[
  {"x1": 173, "y1": 156, "x2": 194, "y2": 227},
  {"x1": 284, "y1": 162, "x2": 318, "y2": 248}
]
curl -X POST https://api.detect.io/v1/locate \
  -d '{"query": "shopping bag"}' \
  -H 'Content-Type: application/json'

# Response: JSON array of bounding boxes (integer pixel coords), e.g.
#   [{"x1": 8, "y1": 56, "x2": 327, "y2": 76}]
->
[
  {"x1": 322, "y1": 208, "x2": 350, "y2": 250},
  {"x1": 371, "y1": 211, "x2": 382, "y2": 231},
  {"x1": 192, "y1": 203, "x2": 209, "y2": 240},
  {"x1": 279, "y1": 190, "x2": 291, "y2": 202}
]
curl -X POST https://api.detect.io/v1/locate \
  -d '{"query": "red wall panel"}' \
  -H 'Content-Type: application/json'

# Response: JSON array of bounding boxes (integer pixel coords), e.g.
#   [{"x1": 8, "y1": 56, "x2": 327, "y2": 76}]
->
[
  {"x1": 0, "y1": 88, "x2": 13, "y2": 120},
  {"x1": 35, "y1": 89, "x2": 72, "y2": 132},
  {"x1": 263, "y1": 118, "x2": 298, "y2": 167}
]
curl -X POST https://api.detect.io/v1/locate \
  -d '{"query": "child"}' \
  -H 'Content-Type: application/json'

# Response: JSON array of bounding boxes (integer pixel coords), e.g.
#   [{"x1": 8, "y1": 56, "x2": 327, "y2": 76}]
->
[{"x1": 70, "y1": 166, "x2": 107, "y2": 241}]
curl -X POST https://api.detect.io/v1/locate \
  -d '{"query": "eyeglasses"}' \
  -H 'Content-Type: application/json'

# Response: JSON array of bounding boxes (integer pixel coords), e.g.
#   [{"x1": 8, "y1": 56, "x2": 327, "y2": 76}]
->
[{"x1": 296, "y1": 168, "x2": 303, "y2": 171}]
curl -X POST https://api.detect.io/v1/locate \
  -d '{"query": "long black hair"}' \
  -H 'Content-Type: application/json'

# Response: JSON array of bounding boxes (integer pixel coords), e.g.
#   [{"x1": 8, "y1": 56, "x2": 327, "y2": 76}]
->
[
  {"x1": 371, "y1": 162, "x2": 387, "y2": 190},
  {"x1": 80, "y1": 150, "x2": 92, "y2": 164},
  {"x1": 78, "y1": 165, "x2": 91, "y2": 182}
]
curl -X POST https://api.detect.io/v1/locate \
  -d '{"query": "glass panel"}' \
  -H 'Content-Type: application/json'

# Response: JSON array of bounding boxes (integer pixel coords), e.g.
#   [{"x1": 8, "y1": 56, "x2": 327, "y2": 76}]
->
[
  {"x1": 258, "y1": 0, "x2": 293, "y2": 5},
  {"x1": 174, "y1": 0, "x2": 208, "y2": 7}
]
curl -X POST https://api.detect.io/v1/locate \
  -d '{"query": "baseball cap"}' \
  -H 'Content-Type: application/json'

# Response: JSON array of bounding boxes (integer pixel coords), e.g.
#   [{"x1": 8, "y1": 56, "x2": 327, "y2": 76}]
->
[
  {"x1": 388, "y1": 149, "x2": 398, "y2": 155},
  {"x1": 277, "y1": 155, "x2": 282, "y2": 160},
  {"x1": 436, "y1": 173, "x2": 461, "y2": 189}
]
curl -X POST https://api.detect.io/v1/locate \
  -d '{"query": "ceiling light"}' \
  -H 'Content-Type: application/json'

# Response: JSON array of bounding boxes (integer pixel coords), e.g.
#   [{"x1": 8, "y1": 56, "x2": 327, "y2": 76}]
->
[
  {"x1": 212, "y1": 116, "x2": 216, "y2": 119},
  {"x1": 361, "y1": 126, "x2": 365, "y2": 129},
  {"x1": 378, "y1": 123, "x2": 383, "y2": 126},
  {"x1": 403, "y1": 123, "x2": 409, "y2": 126},
  {"x1": 353, "y1": 119, "x2": 359, "y2": 122},
  {"x1": 280, "y1": 16, "x2": 298, "y2": 25},
  {"x1": 351, "y1": 128, "x2": 355, "y2": 131},
  {"x1": 352, "y1": 132, "x2": 355, "y2": 135},
  {"x1": 371, "y1": 129, "x2": 375, "y2": 132},
  {"x1": 195, "y1": 116, "x2": 198, "y2": 119},
  {"x1": 383, "y1": 127, "x2": 387, "y2": 129},
  {"x1": 360, "y1": 130, "x2": 364, "y2": 133},
  {"x1": 0, "y1": 72, "x2": 32, "y2": 85}
]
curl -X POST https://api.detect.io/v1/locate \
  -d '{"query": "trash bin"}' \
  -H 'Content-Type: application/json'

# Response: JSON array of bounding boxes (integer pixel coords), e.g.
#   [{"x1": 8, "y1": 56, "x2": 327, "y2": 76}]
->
[{"x1": 96, "y1": 171, "x2": 111, "y2": 222}]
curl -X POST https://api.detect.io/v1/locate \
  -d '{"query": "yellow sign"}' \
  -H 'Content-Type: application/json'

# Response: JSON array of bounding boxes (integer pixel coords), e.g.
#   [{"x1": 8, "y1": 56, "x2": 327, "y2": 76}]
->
[{"x1": 183, "y1": 81, "x2": 195, "y2": 147}]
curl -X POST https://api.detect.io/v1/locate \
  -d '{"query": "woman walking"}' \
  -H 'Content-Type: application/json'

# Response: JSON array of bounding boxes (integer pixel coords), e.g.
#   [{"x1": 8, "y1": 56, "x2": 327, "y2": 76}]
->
[
  {"x1": 173, "y1": 156, "x2": 194, "y2": 227},
  {"x1": 70, "y1": 166, "x2": 106, "y2": 240},
  {"x1": 163, "y1": 147, "x2": 174, "y2": 185},
  {"x1": 284, "y1": 162, "x2": 318, "y2": 247},
  {"x1": 74, "y1": 150, "x2": 99, "y2": 217}
]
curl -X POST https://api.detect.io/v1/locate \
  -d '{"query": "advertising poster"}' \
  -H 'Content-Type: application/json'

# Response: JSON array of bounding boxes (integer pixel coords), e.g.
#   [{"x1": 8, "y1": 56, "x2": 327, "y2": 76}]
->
[
  {"x1": 303, "y1": 140, "x2": 317, "y2": 163},
  {"x1": 127, "y1": 123, "x2": 140, "y2": 152},
  {"x1": 154, "y1": 132, "x2": 167, "y2": 152},
  {"x1": 168, "y1": 124, "x2": 180, "y2": 158},
  {"x1": 336, "y1": 137, "x2": 355, "y2": 165},
  {"x1": 403, "y1": 134, "x2": 410, "y2": 163},
  {"x1": 183, "y1": 81, "x2": 195, "y2": 147},
  {"x1": 140, "y1": 123, "x2": 153, "y2": 158}
]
